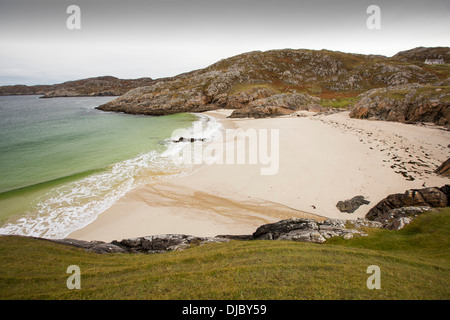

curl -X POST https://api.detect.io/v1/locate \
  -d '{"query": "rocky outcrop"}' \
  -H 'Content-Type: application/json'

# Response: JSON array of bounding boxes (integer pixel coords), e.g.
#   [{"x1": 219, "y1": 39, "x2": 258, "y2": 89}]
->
[
  {"x1": 379, "y1": 206, "x2": 433, "y2": 230},
  {"x1": 235, "y1": 218, "x2": 368, "y2": 243},
  {"x1": 435, "y1": 158, "x2": 450, "y2": 177},
  {"x1": 110, "y1": 234, "x2": 229, "y2": 254},
  {"x1": 349, "y1": 83, "x2": 450, "y2": 127},
  {"x1": 48, "y1": 238, "x2": 128, "y2": 254},
  {"x1": 50, "y1": 234, "x2": 229, "y2": 254},
  {"x1": 336, "y1": 195, "x2": 370, "y2": 213},
  {"x1": 42, "y1": 217, "x2": 379, "y2": 254},
  {"x1": 365, "y1": 185, "x2": 450, "y2": 221},
  {"x1": 0, "y1": 76, "x2": 153, "y2": 98}
]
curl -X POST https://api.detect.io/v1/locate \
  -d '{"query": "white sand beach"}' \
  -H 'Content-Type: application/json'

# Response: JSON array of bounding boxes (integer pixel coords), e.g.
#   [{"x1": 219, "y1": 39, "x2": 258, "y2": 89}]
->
[{"x1": 69, "y1": 109, "x2": 450, "y2": 242}]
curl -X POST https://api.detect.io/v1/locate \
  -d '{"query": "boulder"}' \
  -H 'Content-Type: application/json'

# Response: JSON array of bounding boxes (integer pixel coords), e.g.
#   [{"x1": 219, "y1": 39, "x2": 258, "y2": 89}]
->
[
  {"x1": 252, "y1": 218, "x2": 319, "y2": 240},
  {"x1": 336, "y1": 195, "x2": 370, "y2": 213},
  {"x1": 366, "y1": 185, "x2": 449, "y2": 221}
]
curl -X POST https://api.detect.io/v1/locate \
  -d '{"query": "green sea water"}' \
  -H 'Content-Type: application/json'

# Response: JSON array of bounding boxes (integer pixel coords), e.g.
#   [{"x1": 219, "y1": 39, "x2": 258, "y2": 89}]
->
[{"x1": 0, "y1": 95, "x2": 201, "y2": 238}]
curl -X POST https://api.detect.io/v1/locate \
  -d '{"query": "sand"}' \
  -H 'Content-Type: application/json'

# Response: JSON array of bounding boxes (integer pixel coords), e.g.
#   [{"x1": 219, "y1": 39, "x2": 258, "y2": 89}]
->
[{"x1": 68, "y1": 109, "x2": 450, "y2": 242}]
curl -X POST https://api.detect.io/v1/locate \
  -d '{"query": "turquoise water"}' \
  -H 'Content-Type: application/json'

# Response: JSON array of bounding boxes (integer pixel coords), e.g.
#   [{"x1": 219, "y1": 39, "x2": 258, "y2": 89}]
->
[{"x1": 0, "y1": 95, "x2": 205, "y2": 238}]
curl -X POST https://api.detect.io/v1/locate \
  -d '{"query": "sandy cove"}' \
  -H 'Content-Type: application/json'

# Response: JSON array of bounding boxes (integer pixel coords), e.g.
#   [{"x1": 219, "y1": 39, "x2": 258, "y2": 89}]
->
[{"x1": 68, "y1": 109, "x2": 450, "y2": 242}]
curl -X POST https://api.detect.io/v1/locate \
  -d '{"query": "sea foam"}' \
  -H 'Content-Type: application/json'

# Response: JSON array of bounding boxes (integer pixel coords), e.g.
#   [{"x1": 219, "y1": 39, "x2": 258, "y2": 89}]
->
[{"x1": 0, "y1": 113, "x2": 222, "y2": 239}]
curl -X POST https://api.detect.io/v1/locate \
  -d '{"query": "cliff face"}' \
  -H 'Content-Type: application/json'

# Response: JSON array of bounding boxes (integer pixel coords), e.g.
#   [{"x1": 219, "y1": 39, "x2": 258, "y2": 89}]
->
[
  {"x1": 0, "y1": 76, "x2": 153, "y2": 98},
  {"x1": 97, "y1": 47, "x2": 449, "y2": 119}
]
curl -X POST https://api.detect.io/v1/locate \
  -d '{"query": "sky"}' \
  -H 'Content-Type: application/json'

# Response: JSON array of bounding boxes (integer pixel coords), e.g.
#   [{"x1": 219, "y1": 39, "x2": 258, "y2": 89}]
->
[{"x1": 0, "y1": 0, "x2": 449, "y2": 86}]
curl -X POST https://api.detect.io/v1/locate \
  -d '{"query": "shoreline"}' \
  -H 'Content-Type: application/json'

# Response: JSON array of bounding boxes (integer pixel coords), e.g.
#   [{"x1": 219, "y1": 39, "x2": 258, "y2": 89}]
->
[{"x1": 68, "y1": 109, "x2": 450, "y2": 242}]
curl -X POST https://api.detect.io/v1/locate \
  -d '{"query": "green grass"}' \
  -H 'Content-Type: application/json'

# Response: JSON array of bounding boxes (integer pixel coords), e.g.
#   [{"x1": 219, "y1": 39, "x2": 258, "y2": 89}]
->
[
  {"x1": 1, "y1": 209, "x2": 449, "y2": 300},
  {"x1": 228, "y1": 82, "x2": 281, "y2": 96},
  {"x1": 422, "y1": 63, "x2": 450, "y2": 80},
  {"x1": 319, "y1": 97, "x2": 358, "y2": 109},
  {"x1": 413, "y1": 85, "x2": 450, "y2": 103},
  {"x1": 363, "y1": 85, "x2": 450, "y2": 103},
  {"x1": 382, "y1": 90, "x2": 409, "y2": 100}
]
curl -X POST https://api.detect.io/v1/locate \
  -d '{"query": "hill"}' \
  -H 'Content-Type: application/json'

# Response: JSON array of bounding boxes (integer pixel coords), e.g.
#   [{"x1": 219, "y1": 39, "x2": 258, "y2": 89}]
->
[
  {"x1": 97, "y1": 47, "x2": 449, "y2": 123},
  {"x1": 391, "y1": 47, "x2": 450, "y2": 63},
  {"x1": 0, "y1": 76, "x2": 153, "y2": 97}
]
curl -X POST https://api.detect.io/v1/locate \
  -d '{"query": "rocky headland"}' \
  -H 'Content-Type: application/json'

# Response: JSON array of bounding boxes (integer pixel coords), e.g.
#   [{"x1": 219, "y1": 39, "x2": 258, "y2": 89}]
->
[{"x1": 0, "y1": 76, "x2": 153, "y2": 98}]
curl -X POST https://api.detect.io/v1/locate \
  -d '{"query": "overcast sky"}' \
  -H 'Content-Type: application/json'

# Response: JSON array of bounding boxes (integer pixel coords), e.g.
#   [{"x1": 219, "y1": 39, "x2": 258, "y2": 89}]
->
[{"x1": 0, "y1": 0, "x2": 449, "y2": 85}]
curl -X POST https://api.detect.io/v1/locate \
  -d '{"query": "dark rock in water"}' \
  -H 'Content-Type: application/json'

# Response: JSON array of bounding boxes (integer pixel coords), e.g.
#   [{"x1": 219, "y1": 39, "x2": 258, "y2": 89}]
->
[
  {"x1": 365, "y1": 185, "x2": 449, "y2": 221},
  {"x1": 435, "y1": 158, "x2": 450, "y2": 177},
  {"x1": 336, "y1": 196, "x2": 370, "y2": 213},
  {"x1": 172, "y1": 137, "x2": 205, "y2": 143}
]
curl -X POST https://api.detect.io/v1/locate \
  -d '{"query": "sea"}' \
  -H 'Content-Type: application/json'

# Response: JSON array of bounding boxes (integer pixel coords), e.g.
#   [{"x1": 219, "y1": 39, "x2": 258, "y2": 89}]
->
[{"x1": 0, "y1": 95, "x2": 221, "y2": 239}]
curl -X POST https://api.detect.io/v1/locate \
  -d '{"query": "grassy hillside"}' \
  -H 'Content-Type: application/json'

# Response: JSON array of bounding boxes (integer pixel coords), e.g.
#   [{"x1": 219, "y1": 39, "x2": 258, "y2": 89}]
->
[{"x1": 0, "y1": 209, "x2": 449, "y2": 300}]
